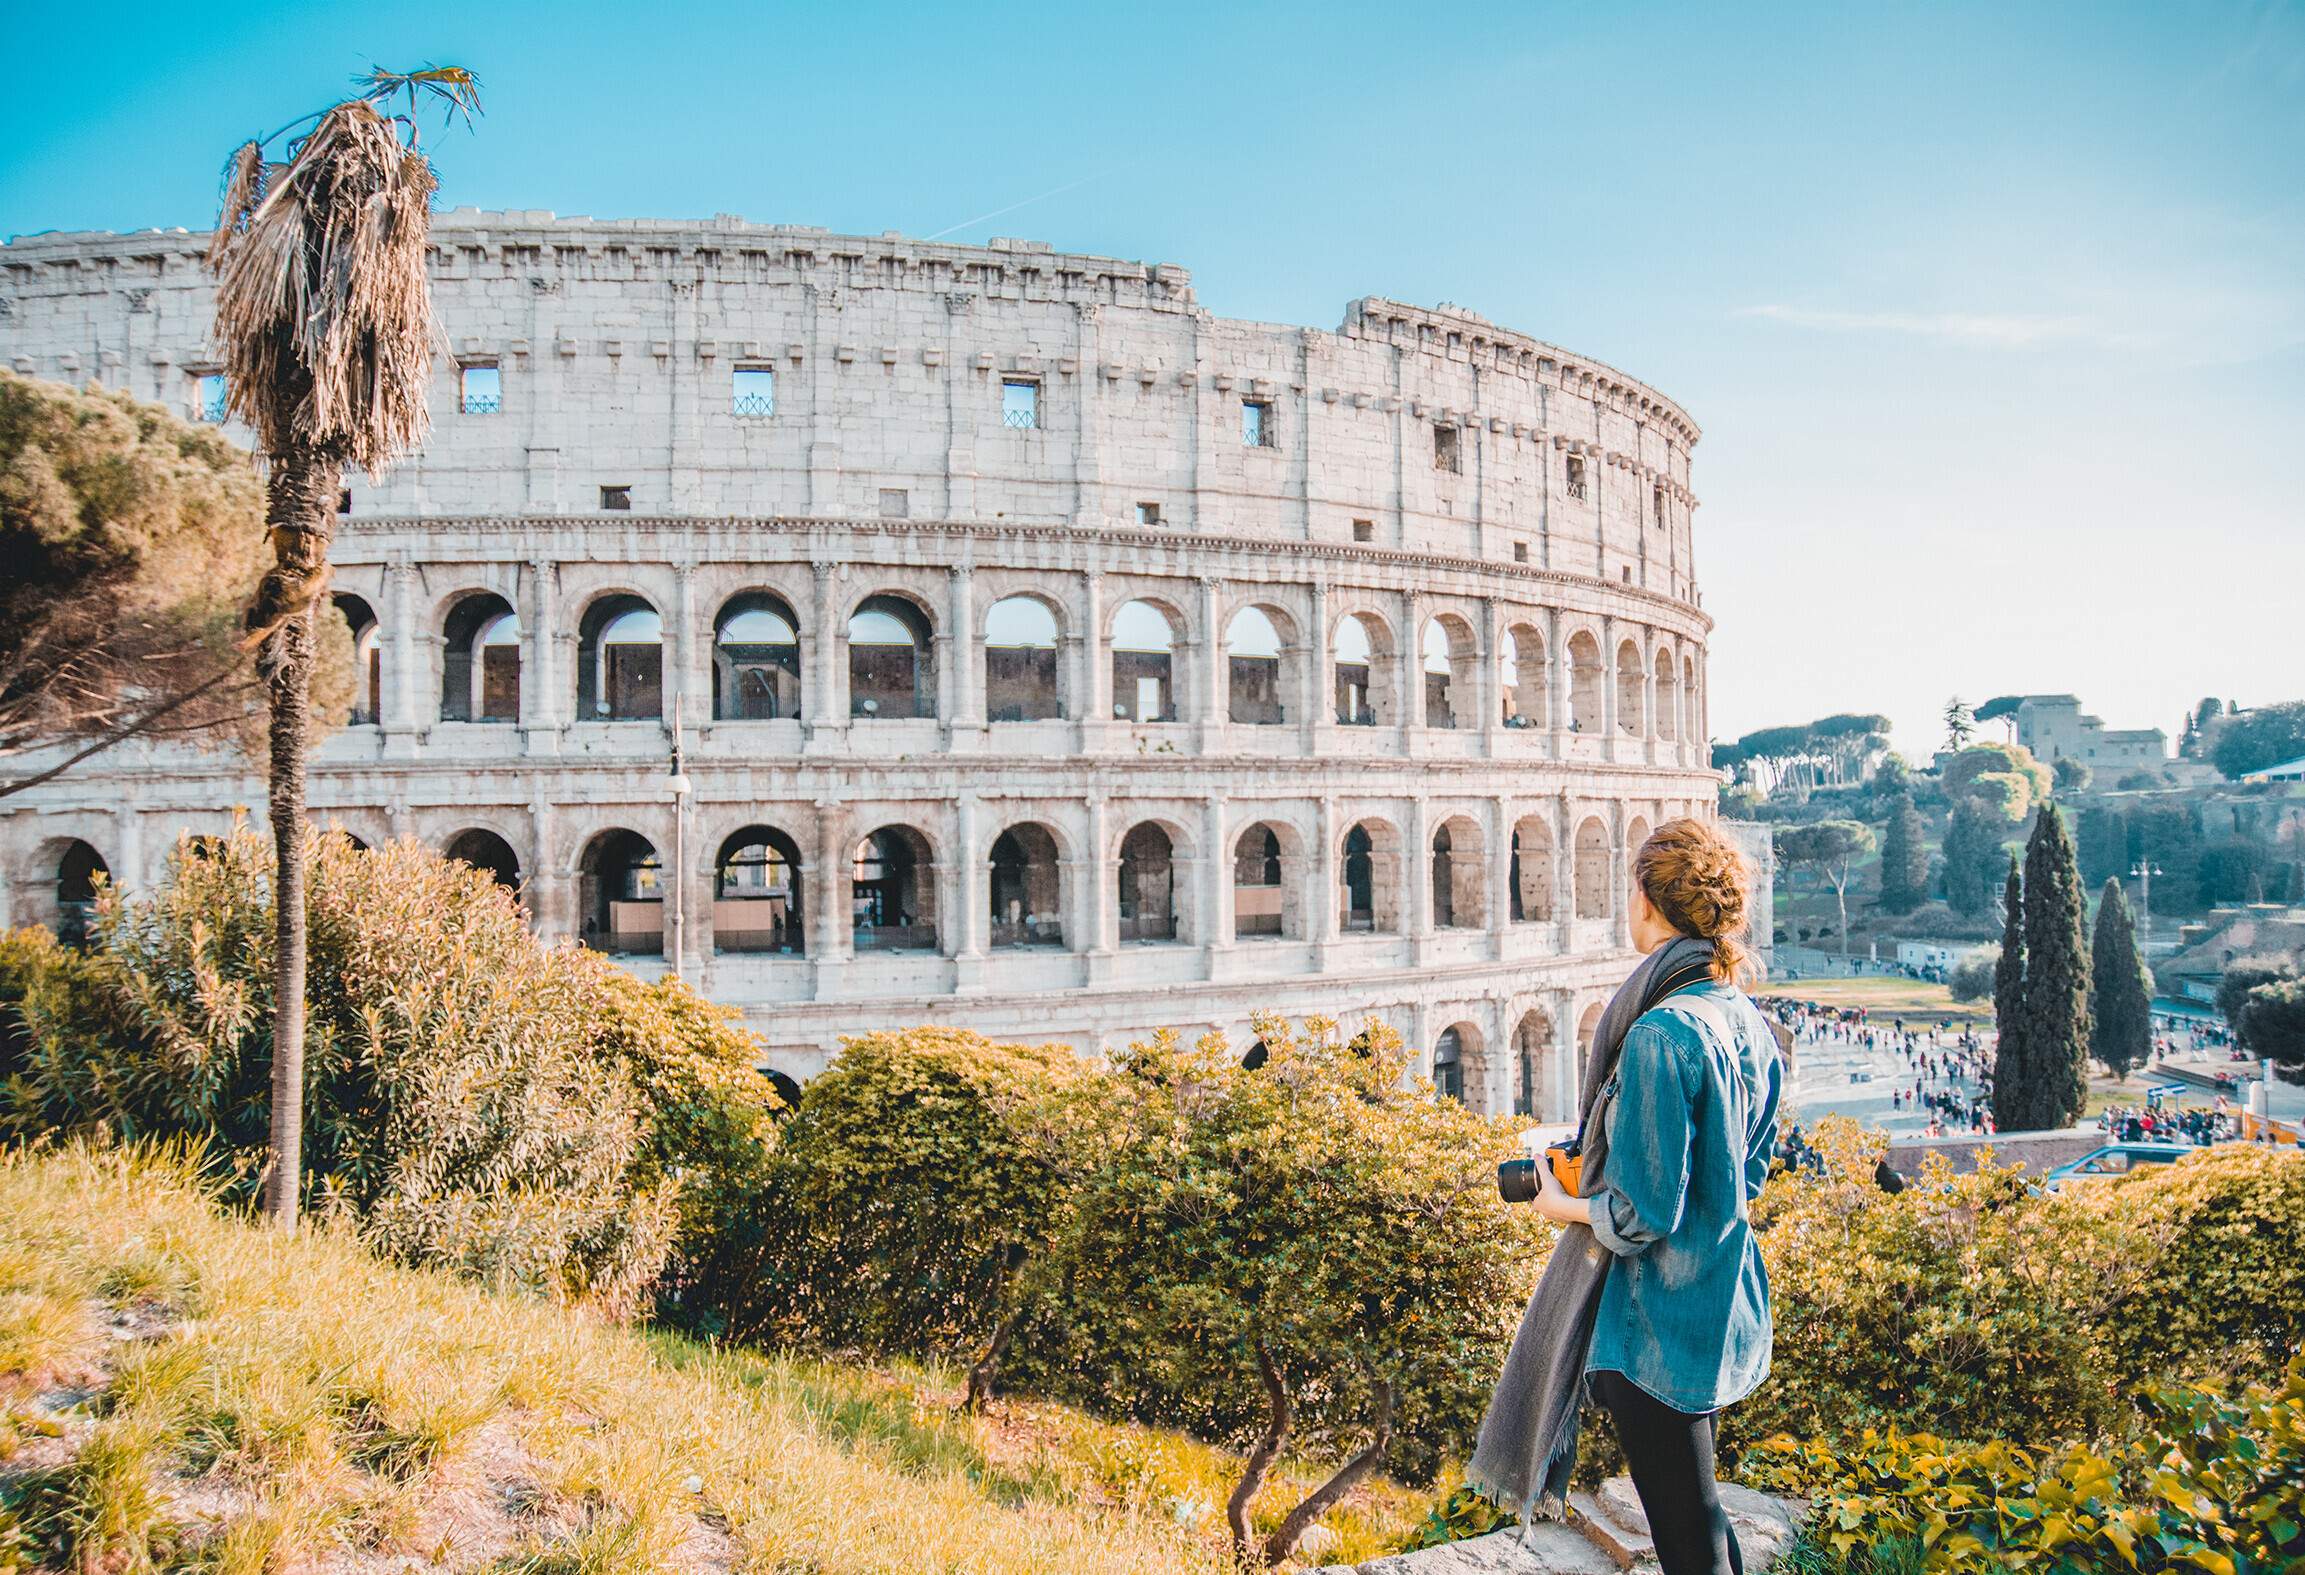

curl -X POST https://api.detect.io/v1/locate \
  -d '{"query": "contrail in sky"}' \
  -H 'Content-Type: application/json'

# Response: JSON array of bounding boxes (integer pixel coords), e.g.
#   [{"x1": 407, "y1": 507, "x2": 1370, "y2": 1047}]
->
[{"x1": 923, "y1": 170, "x2": 1115, "y2": 241}]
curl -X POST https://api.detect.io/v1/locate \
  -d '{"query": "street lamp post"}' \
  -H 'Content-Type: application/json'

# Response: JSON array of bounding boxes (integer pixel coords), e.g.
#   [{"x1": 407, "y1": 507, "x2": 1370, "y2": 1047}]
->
[{"x1": 2129, "y1": 858, "x2": 2164, "y2": 936}]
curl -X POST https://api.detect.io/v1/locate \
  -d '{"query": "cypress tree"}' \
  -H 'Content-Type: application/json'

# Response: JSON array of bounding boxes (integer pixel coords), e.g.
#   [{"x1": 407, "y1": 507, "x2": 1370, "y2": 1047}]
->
[
  {"x1": 2020, "y1": 805, "x2": 2092, "y2": 1128},
  {"x1": 2089, "y1": 877, "x2": 2153, "y2": 1081},
  {"x1": 1878, "y1": 794, "x2": 1928, "y2": 914},
  {"x1": 1991, "y1": 855, "x2": 2029, "y2": 1131}
]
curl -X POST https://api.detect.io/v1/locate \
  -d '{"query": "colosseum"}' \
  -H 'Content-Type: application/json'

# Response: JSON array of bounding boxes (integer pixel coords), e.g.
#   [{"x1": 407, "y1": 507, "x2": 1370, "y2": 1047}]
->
[{"x1": 0, "y1": 209, "x2": 1763, "y2": 1112}]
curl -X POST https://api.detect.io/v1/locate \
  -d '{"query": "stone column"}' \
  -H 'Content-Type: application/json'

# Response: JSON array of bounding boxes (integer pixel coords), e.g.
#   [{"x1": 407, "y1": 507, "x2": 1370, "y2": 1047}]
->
[
  {"x1": 1641, "y1": 638, "x2": 1659, "y2": 765},
  {"x1": 1488, "y1": 797, "x2": 1514, "y2": 959},
  {"x1": 383, "y1": 558, "x2": 421, "y2": 756},
  {"x1": 1202, "y1": 795, "x2": 1231, "y2": 976},
  {"x1": 807, "y1": 558, "x2": 845, "y2": 751},
  {"x1": 1476, "y1": 595, "x2": 1500, "y2": 757},
  {"x1": 1612, "y1": 805, "x2": 1633, "y2": 948},
  {"x1": 1407, "y1": 795, "x2": 1433, "y2": 957},
  {"x1": 114, "y1": 806, "x2": 145, "y2": 899},
  {"x1": 953, "y1": 791, "x2": 987, "y2": 964},
  {"x1": 1301, "y1": 579, "x2": 1329, "y2": 753},
  {"x1": 1554, "y1": 794, "x2": 1577, "y2": 946},
  {"x1": 527, "y1": 797, "x2": 566, "y2": 939},
  {"x1": 674, "y1": 564, "x2": 703, "y2": 725},
  {"x1": 1600, "y1": 612, "x2": 1620, "y2": 751},
  {"x1": 1399, "y1": 587, "x2": 1423, "y2": 739},
  {"x1": 1545, "y1": 607, "x2": 1567, "y2": 752},
  {"x1": 946, "y1": 563, "x2": 979, "y2": 738},
  {"x1": 1551, "y1": 987, "x2": 1580, "y2": 1118},
  {"x1": 522, "y1": 557, "x2": 559, "y2": 752},
  {"x1": 811, "y1": 798, "x2": 851, "y2": 999},
  {"x1": 1198, "y1": 576, "x2": 1225, "y2": 751},
  {"x1": 1081, "y1": 794, "x2": 1114, "y2": 971},
  {"x1": 1077, "y1": 566, "x2": 1109, "y2": 752}
]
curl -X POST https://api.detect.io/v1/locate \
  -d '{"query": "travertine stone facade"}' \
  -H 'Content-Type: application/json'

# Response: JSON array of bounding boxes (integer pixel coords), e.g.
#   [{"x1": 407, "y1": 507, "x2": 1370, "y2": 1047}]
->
[{"x1": 0, "y1": 211, "x2": 1737, "y2": 1114}]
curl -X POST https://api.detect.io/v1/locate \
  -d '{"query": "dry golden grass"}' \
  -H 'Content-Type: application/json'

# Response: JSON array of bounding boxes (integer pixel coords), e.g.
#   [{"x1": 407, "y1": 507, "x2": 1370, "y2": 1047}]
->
[{"x1": 0, "y1": 1148, "x2": 1432, "y2": 1572}]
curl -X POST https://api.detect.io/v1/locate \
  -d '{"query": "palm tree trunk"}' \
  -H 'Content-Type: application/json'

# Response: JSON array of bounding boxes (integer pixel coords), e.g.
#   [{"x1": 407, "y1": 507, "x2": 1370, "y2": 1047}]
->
[{"x1": 257, "y1": 454, "x2": 338, "y2": 1228}]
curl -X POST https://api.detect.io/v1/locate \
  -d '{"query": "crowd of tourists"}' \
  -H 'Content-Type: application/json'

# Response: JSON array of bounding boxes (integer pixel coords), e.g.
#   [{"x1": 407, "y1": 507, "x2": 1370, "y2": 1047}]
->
[
  {"x1": 1755, "y1": 994, "x2": 1999, "y2": 1135},
  {"x1": 2097, "y1": 1100, "x2": 2237, "y2": 1145}
]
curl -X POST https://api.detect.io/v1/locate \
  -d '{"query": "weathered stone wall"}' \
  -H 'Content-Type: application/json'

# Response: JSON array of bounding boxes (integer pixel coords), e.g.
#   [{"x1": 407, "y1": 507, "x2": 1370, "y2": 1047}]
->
[{"x1": 0, "y1": 212, "x2": 1721, "y2": 1101}]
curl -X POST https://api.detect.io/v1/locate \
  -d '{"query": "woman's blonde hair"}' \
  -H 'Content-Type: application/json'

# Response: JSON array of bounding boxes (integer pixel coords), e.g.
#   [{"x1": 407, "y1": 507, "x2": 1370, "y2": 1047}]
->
[{"x1": 1634, "y1": 817, "x2": 1762, "y2": 987}]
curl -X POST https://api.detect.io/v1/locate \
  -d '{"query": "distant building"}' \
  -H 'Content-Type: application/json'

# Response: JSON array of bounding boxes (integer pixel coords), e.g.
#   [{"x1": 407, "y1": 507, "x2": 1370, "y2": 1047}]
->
[
  {"x1": 1895, "y1": 938, "x2": 1991, "y2": 978},
  {"x1": 2159, "y1": 909, "x2": 2305, "y2": 1007},
  {"x1": 2013, "y1": 695, "x2": 2167, "y2": 770}
]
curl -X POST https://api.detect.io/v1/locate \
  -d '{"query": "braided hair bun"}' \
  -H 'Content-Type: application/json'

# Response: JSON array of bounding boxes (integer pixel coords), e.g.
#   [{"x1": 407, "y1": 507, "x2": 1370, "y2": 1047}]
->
[{"x1": 1634, "y1": 817, "x2": 1760, "y2": 986}]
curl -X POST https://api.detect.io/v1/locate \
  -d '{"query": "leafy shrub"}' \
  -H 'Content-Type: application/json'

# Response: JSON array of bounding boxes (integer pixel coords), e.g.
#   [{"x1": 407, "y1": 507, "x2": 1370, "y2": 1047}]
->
[
  {"x1": 0, "y1": 825, "x2": 778, "y2": 1315},
  {"x1": 1947, "y1": 952, "x2": 1997, "y2": 1003},
  {"x1": 1752, "y1": 1350, "x2": 2305, "y2": 1575},
  {"x1": 721, "y1": 1026, "x2": 1095, "y2": 1406}
]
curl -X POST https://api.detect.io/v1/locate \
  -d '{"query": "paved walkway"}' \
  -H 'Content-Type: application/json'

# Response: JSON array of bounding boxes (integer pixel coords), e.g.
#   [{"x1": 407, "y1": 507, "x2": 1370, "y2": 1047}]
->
[{"x1": 1782, "y1": 1020, "x2": 1990, "y2": 1136}]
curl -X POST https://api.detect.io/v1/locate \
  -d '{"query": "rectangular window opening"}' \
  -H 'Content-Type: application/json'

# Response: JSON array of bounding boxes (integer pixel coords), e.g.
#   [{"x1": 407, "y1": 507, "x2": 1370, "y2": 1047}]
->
[
  {"x1": 1434, "y1": 424, "x2": 1461, "y2": 473},
  {"x1": 600, "y1": 485, "x2": 632, "y2": 511},
  {"x1": 1001, "y1": 379, "x2": 1040, "y2": 430},
  {"x1": 733, "y1": 365, "x2": 776, "y2": 417},
  {"x1": 1135, "y1": 501, "x2": 1162, "y2": 527},
  {"x1": 1653, "y1": 483, "x2": 1667, "y2": 524},
  {"x1": 194, "y1": 373, "x2": 228, "y2": 423},
  {"x1": 1352, "y1": 519, "x2": 1374, "y2": 543},
  {"x1": 878, "y1": 487, "x2": 910, "y2": 519},
  {"x1": 459, "y1": 363, "x2": 501, "y2": 415},
  {"x1": 1512, "y1": 540, "x2": 1528, "y2": 563},
  {"x1": 1241, "y1": 399, "x2": 1273, "y2": 447},
  {"x1": 338, "y1": 490, "x2": 352, "y2": 516},
  {"x1": 1565, "y1": 454, "x2": 1588, "y2": 500}
]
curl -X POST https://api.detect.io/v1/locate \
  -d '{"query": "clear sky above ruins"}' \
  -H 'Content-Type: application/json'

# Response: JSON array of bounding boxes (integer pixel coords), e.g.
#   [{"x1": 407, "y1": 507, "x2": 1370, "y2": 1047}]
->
[{"x1": 5, "y1": 0, "x2": 2298, "y2": 758}]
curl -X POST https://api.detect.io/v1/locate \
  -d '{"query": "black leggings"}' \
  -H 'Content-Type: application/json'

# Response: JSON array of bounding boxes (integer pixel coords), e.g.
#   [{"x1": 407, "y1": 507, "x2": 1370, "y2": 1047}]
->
[{"x1": 1589, "y1": 1369, "x2": 1743, "y2": 1575}]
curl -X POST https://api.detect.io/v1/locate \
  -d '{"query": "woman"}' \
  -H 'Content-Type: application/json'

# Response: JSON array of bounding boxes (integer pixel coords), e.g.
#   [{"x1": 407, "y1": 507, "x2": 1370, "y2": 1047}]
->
[{"x1": 1470, "y1": 817, "x2": 1781, "y2": 1575}]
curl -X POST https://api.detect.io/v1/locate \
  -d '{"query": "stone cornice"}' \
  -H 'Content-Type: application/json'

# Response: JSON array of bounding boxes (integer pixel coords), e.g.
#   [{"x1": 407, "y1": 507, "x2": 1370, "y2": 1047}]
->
[{"x1": 340, "y1": 512, "x2": 1716, "y2": 634}]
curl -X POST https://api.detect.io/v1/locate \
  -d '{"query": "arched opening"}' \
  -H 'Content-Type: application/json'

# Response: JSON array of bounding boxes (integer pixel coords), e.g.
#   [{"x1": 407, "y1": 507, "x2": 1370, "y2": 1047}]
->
[
  {"x1": 1339, "y1": 819, "x2": 1403, "y2": 934},
  {"x1": 850, "y1": 595, "x2": 935, "y2": 720},
  {"x1": 1626, "y1": 817, "x2": 1654, "y2": 863},
  {"x1": 1331, "y1": 612, "x2": 1396, "y2": 725},
  {"x1": 1683, "y1": 655, "x2": 1700, "y2": 744},
  {"x1": 441, "y1": 593, "x2": 521, "y2": 723},
  {"x1": 715, "y1": 825, "x2": 805, "y2": 954},
  {"x1": 1111, "y1": 600, "x2": 1177, "y2": 722},
  {"x1": 1232, "y1": 821, "x2": 1304, "y2": 939},
  {"x1": 1574, "y1": 817, "x2": 1611, "y2": 919},
  {"x1": 764, "y1": 1070, "x2": 803, "y2": 1113},
  {"x1": 1117, "y1": 822, "x2": 1178, "y2": 943},
  {"x1": 577, "y1": 596, "x2": 664, "y2": 721},
  {"x1": 1513, "y1": 1009, "x2": 1554, "y2": 1118},
  {"x1": 1241, "y1": 1039, "x2": 1270, "y2": 1071},
  {"x1": 1654, "y1": 650, "x2": 1680, "y2": 743},
  {"x1": 1433, "y1": 1023, "x2": 1482, "y2": 1105},
  {"x1": 443, "y1": 828, "x2": 521, "y2": 893},
  {"x1": 1422, "y1": 617, "x2": 1476, "y2": 730},
  {"x1": 334, "y1": 593, "x2": 381, "y2": 726},
  {"x1": 1510, "y1": 817, "x2": 1555, "y2": 922},
  {"x1": 53, "y1": 840, "x2": 106, "y2": 947},
  {"x1": 1431, "y1": 815, "x2": 1486, "y2": 929},
  {"x1": 1567, "y1": 631, "x2": 1604, "y2": 734},
  {"x1": 1615, "y1": 639, "x2": 1646, "y2": 737},
  {"x1": 714, "y1": 593, "x2": 802, "y2": 721},
  {"x1": 579, "y1": 829, "x2": 663, "y2": 954},
  {"x1": 1577, "y1": 1002, "x2": 1604, "y2": 1067},
  {"x1": 1501, "y1": 623, "x2": 1546, "y2": 728},
  {"x1": 851, "y1": 825, "x2": 937, "y2": 950},
  {"x1": 985, "y1": 595, "x2": 1063, "y2": 722},
  {"x1": 1225, "y1": 606, "x2": 1287, "y2": 726},
  {"x1": 989, "y1": 823, "x2": 1064, "y2": 948}
]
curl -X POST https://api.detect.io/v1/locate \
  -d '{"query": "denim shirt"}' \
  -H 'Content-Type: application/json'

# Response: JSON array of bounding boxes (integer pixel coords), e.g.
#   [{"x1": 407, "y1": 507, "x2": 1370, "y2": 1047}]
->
[{"x1": 1583, "y1": 981, "x2": 1782, "y2": 1414}]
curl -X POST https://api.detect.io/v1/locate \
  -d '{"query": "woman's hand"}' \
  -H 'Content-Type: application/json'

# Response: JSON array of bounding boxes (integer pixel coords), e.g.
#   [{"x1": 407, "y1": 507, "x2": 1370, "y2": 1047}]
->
[{"x1": 1529, "y1": 1152, "x2": 1591, "y2": 1228}]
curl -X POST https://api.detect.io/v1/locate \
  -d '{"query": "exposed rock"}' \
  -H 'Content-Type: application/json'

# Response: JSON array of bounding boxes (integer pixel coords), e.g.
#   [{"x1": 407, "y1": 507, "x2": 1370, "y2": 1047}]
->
[{"x1": 1327, "y1": 1477, "x2": 1807, "y2": 1574}]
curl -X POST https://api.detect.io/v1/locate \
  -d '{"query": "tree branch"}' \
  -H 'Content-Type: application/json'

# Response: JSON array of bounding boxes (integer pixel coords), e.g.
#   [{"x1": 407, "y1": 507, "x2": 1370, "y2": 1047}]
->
[
  {"x1": 0, "y1": 658, "x2": 252, "y2": 801},
  {"x1": 1262, "y1": 1373, "x2": 1396, "y2": 1567}
]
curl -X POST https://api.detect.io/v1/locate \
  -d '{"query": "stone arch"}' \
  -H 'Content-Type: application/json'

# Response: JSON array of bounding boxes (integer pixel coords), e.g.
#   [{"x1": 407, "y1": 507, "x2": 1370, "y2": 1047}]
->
[
  {"x1": 714, "y1": 591, "x2": 803, "y2": 721},
  {"x1": 577, "y1": 827, "x2": 663, "y2": 954},
  {"x1": 1627, "y1": 815, "x2": 1654, "y2": 857},
  {"x1": 713, "y1": 823, "x2": 805, "y2": 954},
  {"x1": 1331, "y1": 609, "x2": 1398, "y2": 726},
  {"x1": 1684, "y1": 653, "x2": 1701, "y2": 744},
  {"x1": 441, "y1": 591, "x2": 521, "y2": 723},
  {"x1": 576, "y1": 593, "x2": 664, "y2": 721},
  {"x1": 1117, "y1": 819, "x2": 1181, "y2": 943},
  {"x1": 1429, "y1": 812, "x2": 1487, "y2": 929},
  {"x1": 852, "y1": 823, "x2": 938, "y2": 951},
  {"x1": 1653, "y1": 648, "x2": 1680, "y2": 743},
  {"x1": 1576, "y1": 1000, "x2": 1606, "y2": 1066},
  {"x1": 1566, "y1": 630, "x2": 1604, "y2": 734},
  {"x1": 1512, "y1": 1007, "x2": 1558, "y2": 1118},
  {"x1": 1574, "y1": 815, "x2": 1611, "y2": 919},
  {"x1": 763, "y1": 1069, "x2": 804, "y2": 1112},
  {"x1": 1510, "y1": 815, "x2": 1555, "y2": 922},
  {"x1": 46, "y1": 838, "x2": 108, "y2": 946},
  {"x1": 988, "y1": 820, "x2": 1065, "y2": 948},
  {"x1": 1224, "y1": 603, "x2": 1297, "y2": 726},
  {"x1": 1339, "y1": 817, "x2": 1404, "y2": 934},
  {"x1": 1501, "y1": 621, "x2": 1547, "y2": 728},
  {"x1": 1615, "y1": 637, "x2": 1646, "y2": 737},
  {"x1": 334, "y1": 592, "x2": 381, "y2": 725},
  {"x1": 985, "y1": 593, "x2": 1065, "y2": 722},
  {"x1": 443, "y1": 827, "x2": 522, "y2": 894},
  {"x1": 1110, "y1": 598, "x2": 1180, "y2": 723},
  {"x1": 1232, "y1": 818, "x2": 1307, "y2": 940},
  {"x1": 849, "y1": 592, "x2": 936, "y2": 721},
  {"x1": 1421, "y1": 613, "x2": 1478, "y2": 730},
  {"x1": 1433, "y1": 1020, "x2": 1485, "y2": 1107}
]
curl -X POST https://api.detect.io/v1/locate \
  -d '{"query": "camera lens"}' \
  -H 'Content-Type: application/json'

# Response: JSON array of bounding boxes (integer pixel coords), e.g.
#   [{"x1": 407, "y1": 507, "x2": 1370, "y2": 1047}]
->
[{"x1": 1498, "y1": 1157, "x2": 1538, "y2": 1204}]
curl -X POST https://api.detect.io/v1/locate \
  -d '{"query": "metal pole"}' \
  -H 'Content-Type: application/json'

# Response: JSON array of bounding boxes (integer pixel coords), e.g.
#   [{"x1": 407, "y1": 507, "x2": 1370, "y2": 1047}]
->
[{"x1": 669, "y1": 690, "x2": 691, "y2": 979}]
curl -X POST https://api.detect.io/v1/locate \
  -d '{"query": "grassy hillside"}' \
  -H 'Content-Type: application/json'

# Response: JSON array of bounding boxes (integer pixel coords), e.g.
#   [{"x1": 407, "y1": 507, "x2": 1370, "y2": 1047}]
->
[{"x1": 0, "y1": 1148, "x2": 1430, "y2": 1573}]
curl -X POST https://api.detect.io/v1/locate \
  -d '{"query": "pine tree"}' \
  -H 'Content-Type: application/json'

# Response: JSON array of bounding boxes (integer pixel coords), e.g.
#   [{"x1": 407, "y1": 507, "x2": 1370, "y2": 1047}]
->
[
  {"x1": 1878, "y1": 794, "x2": 1928, "y2": 914},
  {"x1": 1991, "y1": 856, "x2": 2028, "y2": 1131},
  {"x1": 2089, "y1": 878, "x2": 2153, "y2": 1081},
  {"x1": 2020, "y1": 806, "x2": 2092, "y2": 1128}
]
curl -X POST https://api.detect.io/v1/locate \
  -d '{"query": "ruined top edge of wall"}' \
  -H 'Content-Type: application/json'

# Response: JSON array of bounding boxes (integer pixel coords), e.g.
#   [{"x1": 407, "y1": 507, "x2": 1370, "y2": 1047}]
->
[{"x1": 0, "y1": 213, "x2": 1698, "y2": 443}]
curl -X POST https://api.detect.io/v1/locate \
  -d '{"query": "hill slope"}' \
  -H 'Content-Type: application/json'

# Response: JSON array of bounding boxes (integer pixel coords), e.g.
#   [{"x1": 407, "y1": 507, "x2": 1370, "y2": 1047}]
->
[{"x1": 0, "y1": 1149, "x2": 1427, "y2": 1572}]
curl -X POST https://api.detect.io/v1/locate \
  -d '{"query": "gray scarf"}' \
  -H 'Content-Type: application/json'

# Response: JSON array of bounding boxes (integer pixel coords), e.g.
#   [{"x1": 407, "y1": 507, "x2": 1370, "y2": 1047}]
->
[{"x1": 1465, "y1": 935, "x2": 1717, "y2": 1523}]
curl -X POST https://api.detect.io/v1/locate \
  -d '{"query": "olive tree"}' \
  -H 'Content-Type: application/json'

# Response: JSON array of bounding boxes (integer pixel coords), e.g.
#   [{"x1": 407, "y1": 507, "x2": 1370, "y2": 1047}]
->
[{"x1": 1775, "y1": 819, "x2": 1878, "y2": 959}]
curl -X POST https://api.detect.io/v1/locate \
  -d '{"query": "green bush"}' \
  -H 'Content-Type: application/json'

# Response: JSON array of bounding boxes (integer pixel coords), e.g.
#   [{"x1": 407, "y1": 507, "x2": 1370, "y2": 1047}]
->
[
  {"x1": 0, "y1": 824, "x2": 779, "y2": 1315},
  {"x1": 1752, "y1": 1350, "x2": 2305, "y2": 1575}
]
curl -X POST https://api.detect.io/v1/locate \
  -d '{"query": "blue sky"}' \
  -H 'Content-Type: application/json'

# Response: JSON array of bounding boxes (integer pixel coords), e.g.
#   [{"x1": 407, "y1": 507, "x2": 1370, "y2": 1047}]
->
[{"x1": 5, "y1": 0, "x2": 2299, "y2": 759}]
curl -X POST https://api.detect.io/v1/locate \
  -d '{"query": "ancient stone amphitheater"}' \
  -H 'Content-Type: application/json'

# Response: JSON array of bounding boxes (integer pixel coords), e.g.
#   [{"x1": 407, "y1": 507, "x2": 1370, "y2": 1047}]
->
[{"x1": 0, "y1": 211, "x2": 1756, "y2": 1104}]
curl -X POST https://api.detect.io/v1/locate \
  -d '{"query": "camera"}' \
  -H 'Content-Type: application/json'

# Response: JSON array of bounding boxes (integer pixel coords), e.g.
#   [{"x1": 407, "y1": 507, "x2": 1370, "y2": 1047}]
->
[{"x1": 1498, "y1": 1139, "x2": 1583, "y2": 1203}]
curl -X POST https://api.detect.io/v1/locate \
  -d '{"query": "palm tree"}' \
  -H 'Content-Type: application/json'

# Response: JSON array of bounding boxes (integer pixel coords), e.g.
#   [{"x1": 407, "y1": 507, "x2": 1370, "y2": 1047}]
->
[{"x1": 208, "y1": 67, "x2": 479, "y2": 1227}]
